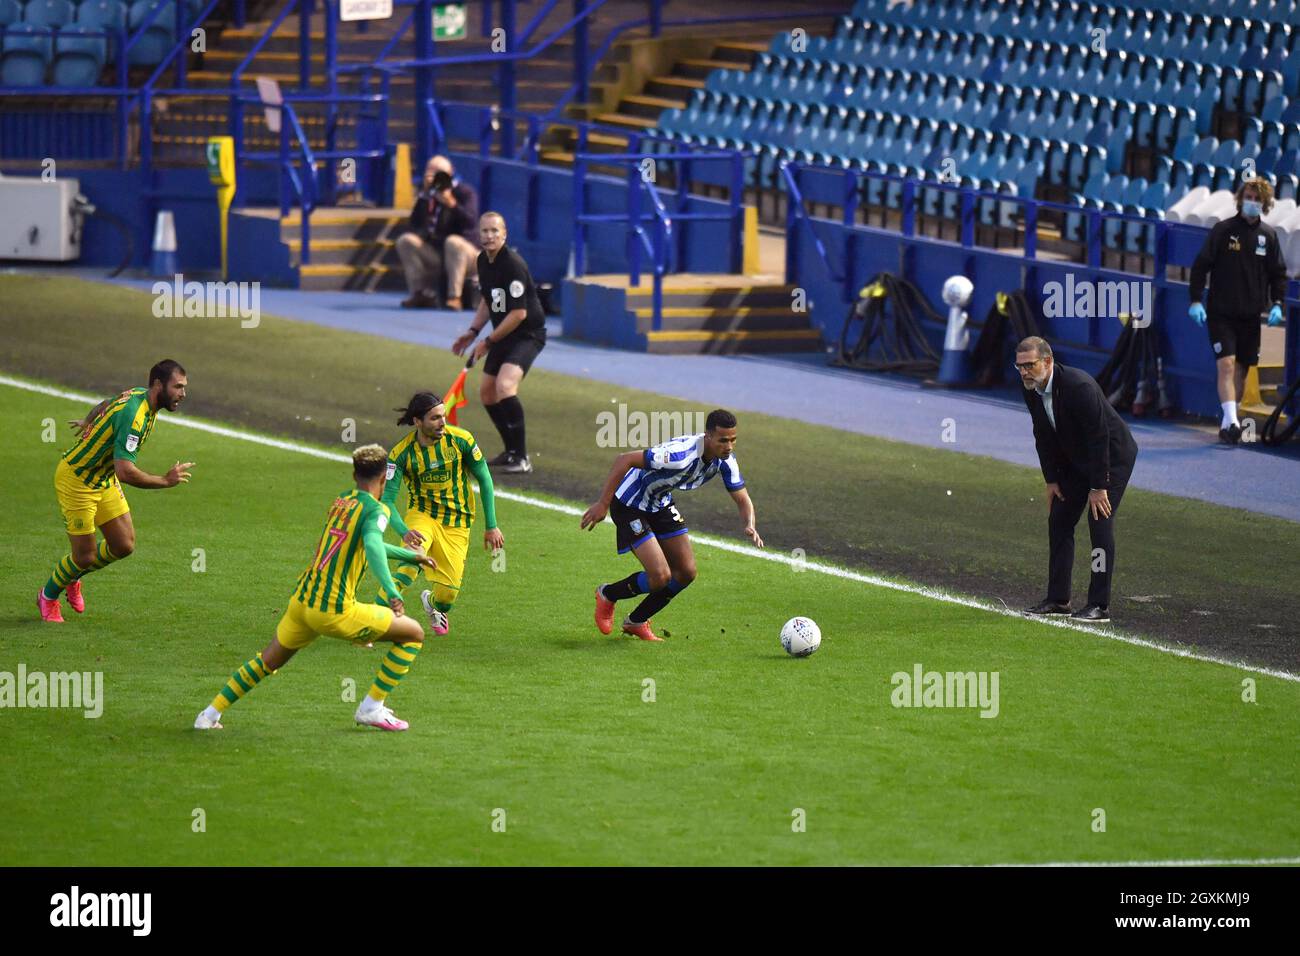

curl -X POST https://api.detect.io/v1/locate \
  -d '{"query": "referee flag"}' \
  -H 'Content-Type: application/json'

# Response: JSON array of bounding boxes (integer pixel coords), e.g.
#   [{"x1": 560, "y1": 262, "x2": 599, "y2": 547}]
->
[{"x1": 443, "y1": 369, "x2": 469, "y2": 425}]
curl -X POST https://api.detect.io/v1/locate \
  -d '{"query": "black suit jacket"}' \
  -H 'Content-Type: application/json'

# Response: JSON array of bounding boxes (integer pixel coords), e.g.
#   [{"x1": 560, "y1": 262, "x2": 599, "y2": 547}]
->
[{"x1": 1022, "y1": 364, "x2": 1137, "y2": 490}]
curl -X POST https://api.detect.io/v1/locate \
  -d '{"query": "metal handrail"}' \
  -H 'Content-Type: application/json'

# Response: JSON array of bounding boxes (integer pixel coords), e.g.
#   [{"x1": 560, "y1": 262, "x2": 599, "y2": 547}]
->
[
  {"x1": 573, "y1": 150, "x2": 744, "y2": 331},
  {"x1": 336, "y1": 0, "x2": 617, "y2": 74},
  {"x1": 545, "y1": 8, "x2": 845, "y2": 122}
]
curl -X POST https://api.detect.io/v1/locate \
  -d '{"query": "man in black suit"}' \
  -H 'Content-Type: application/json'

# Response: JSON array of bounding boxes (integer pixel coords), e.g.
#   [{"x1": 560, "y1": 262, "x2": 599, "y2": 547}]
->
[{"x1": 1017, "y1": 336, "x2": 1138, "y2": 623}]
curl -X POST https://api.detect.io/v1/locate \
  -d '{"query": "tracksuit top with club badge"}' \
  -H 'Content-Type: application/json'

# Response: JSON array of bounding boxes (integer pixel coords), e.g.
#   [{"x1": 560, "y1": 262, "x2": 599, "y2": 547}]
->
[{"x1": 1189, "y1": 213, "x2": 1287, "y2": 318}]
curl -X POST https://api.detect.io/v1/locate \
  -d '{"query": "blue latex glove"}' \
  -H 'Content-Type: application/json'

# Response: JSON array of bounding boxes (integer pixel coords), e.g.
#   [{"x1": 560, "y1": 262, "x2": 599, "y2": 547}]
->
[
  {"x1": 1267, "y1": 304, "x2": 1284, "y2": 327},
  {"x1": 1189, "y1": 302, "x2": 1207, "y2": 326}
]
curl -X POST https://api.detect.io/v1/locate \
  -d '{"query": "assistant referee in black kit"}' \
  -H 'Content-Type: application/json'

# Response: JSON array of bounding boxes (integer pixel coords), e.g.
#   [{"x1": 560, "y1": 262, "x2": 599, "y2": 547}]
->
[{"x1": 452, "y1": 211, "x2": 547, "y2": 474}]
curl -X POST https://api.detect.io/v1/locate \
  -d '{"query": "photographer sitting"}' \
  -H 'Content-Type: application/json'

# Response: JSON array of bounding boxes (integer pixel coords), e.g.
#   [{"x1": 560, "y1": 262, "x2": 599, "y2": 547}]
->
[{"x1": 396, "y1": 155, "x2": 480, "y2": 310}]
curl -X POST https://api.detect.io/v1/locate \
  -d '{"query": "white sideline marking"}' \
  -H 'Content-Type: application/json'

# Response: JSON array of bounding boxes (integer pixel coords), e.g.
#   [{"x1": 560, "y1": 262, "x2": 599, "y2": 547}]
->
[
  {"x1": 6, "y1": 373, "x2": 1299, "y2": 685},
  {"x1": 975, "y1": 856, "x2": 1300, "y2": 868}
]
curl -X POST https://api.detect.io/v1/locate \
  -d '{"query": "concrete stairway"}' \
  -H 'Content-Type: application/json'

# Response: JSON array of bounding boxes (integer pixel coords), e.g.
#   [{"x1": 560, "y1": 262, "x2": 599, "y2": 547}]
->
[{"x1": 570, "y1": 273, "x2": 823, "y2": 354}]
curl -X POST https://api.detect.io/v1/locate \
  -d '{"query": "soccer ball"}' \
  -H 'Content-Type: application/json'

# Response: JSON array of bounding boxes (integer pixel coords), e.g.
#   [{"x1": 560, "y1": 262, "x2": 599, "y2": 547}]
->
[{"x1": 780, "y1": 617, "x2": 821, "y2": 657}]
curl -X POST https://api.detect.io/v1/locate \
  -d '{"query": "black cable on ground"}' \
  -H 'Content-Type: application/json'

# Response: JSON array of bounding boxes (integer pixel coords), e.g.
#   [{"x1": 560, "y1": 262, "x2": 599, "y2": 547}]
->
[
  {"x1": 1094, "y1": 320, "x2": 1142, "y2": 410},
  {"x1": 836, "y1": 272, "x2": 943, "y2": 375},
  {"x1": 1261, "y1": 377, "x2": 1300, "y2": 446},
  {"x1": 88, "y1": 207, "x2": 134, "y2": 278},
  {"x1": 969, "y1": 290, "x2": 1041, "y2": 386}
]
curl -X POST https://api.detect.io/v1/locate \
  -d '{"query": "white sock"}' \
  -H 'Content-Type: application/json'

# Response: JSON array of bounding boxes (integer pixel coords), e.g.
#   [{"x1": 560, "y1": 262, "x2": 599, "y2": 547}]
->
[
  {"x1": 1221, "y1": 401, "x2": 1239, "y2": 429},
  {"x1": 357, "y1": 694, "x2": 383, "y2": 715},
  {"x1": 202, "y1": 705, "x2": 221, "y2": 722}
]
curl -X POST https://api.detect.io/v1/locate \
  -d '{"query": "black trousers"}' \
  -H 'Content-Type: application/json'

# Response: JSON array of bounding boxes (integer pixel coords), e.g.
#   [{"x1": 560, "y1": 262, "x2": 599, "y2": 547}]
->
[{"x1": 1047, "y1": 465, "x2": 1131, "y2": 608}]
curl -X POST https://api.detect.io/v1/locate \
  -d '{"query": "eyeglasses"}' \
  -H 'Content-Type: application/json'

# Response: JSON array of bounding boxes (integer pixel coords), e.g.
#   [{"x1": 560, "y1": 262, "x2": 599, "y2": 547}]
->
[{"x1": 1013, "y1": 358, "x2": 1045, "y2": 372}]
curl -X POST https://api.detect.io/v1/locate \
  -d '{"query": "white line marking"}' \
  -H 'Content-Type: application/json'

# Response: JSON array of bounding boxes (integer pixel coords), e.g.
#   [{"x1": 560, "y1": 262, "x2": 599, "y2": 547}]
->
[
  {"x1": 5, "y1": 373, "x2": 1298, "y2": 684},
  {"x1": 974, "y1": 856, "x2": 1300, "y2": 867}
]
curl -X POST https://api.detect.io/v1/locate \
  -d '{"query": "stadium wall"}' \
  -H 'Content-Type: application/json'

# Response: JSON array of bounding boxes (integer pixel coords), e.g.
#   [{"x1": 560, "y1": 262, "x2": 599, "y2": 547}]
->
[
  {"x1": 790, "y1": 216, "x2": 1300, "y2": 419},
  {"x1": 0, "y1": 165, "x2": 283, "y2": 274}
]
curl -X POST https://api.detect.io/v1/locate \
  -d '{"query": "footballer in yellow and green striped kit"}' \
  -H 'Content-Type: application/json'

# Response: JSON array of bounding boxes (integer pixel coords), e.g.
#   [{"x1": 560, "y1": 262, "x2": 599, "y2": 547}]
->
[
  {"x1": 38, "y1": 360, "x2": 195, "y2": 624},
  {"x1": 194, "y1": 444, "x2": 437, "y2": 732},
  {"x1": 378, "y1": 392, "x2": 505, "y2": 636}
]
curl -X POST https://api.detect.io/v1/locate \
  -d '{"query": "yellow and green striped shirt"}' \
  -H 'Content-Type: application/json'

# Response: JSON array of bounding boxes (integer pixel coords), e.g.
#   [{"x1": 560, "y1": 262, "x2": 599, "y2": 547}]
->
[
  {"x1": 383, "y1": 426, "x2": 483, "y2": 529},
  {"x1": 61, "y1": 387, "x2": 158, "y2": 488},
  {"x1": 294, "y1": 489, "x2": 391, "y2": 613}
]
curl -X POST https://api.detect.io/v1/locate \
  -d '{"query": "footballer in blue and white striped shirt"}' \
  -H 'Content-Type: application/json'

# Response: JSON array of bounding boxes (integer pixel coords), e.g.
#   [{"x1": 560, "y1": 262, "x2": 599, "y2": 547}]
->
[{"x1": 580, "y1": 409, "x2": 762, "y2": 642}]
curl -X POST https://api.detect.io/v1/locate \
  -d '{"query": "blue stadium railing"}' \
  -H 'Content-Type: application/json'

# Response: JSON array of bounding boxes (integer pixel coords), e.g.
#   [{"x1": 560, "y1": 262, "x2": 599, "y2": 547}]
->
[
  {"x1": 780, "y1": 159, "x2": 1300, "y2": 411},
  {"x1": 0, "y1": 0, "x2": 216, "y2": 164},
  {"x1": 572, "y1": 149, "x2": 746, "y2": 325}
]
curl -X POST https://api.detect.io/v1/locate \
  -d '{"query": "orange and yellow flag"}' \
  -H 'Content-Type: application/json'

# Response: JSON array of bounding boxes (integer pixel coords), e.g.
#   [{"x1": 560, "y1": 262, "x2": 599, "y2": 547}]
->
[{"x1": 443, "y1": 369, "x2": 469, "y2": 426}]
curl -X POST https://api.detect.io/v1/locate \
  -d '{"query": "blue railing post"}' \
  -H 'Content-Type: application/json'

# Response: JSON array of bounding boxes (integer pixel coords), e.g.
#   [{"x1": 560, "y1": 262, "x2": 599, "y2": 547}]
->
[
  {"x1": 573, "y1": 0, "x2": 589, "y2": 104},
  {"x1": 279, "y1": 110, "x2": 291, "y2": 217},
  {"x1": 628, "y1": 161, "x2": 642, "y2": 286},
  {"x1": 326, "y1": 0, "x2": 338, "y2": 95},
  {"x1": 652, "y1": 219, "x2": 664, "y2": 330},
  {"x1": 574, "y1": 152, "x2": 587, "y2": 276},
  {"x1": 235, "y1": 0, "x2": 245, "y2": 28},
  {"x1": 784, "y1": 162, "x2": 797, "y2": 281},
  {"x1": 499, "y1": 0, "x2": 517, "y2": 156},
  {"x1": 842, "y1": 168, "x2": 857, "y2": 293},
  {"x1": 901, "y1": 178, "x2": 915, "y2": 237},
  {"x1": 175, "y1": 0, "x2": 187, "y2": 87},
  {"x1": 1087, "y1": 210, "x2": 1102, "y2": 267},
  {"x1": 325, "y1": 0, "x2": 338, "y2": 200},
  {"x1": 959, "y1": 188, "x2": 975, "y2": 247},
  {"x1": 140, "y1": 88, "x2": 153, "y2": 177},
  {"x1": 299, "y1": 0, "x2": 313, "y2": 90},
  {"x1": 649, "y1": 0, "x2": 661, "y2": 37},
  {"x1": 527, "y1": 113, "x2": 539, "y2": 164},
  {"x1": 117, "y1": 29, "x2": 130, "y2": 170},
  {"x1": 414, "y1": 0, "x2": 433, "y2": 169},
  {"x1": 480, "y1": 106, "x2": 492, "y2": 157},
  {"x1": 729, "y1": 151, "x2": 743, "y2": 273},
  {"x1": 1024, "y1": 199, "x2": 1038, "y2": 258}
]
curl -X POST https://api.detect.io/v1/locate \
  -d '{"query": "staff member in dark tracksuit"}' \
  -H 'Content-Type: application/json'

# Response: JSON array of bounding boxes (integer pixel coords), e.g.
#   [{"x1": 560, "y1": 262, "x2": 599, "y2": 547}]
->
[
  {"x1": 1017, "y1": 337, "x2": 1138, "y2": 624},
  {"x1": 1188, "y1": 177, "x2": 1288, "y2": 445},
  {"x1": 451, "y1": 212, "x2": 547, "y2": 475}
]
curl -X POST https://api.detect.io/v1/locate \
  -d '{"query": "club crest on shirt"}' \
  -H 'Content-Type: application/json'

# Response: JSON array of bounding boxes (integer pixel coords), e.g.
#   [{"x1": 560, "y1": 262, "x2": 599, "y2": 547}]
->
[
  {"x1": 1257, "y1": 235, "x2": 1268, "y2": 255},
  {"x1": 630, "y1": 519, "x2": 644, "y2": 534},
  {"x1": 509, "y1": 280, "x2": 524, "y2": 298}
]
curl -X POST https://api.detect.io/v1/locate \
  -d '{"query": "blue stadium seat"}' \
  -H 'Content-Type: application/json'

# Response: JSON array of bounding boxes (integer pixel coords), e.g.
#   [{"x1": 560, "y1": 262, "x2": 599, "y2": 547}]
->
[
  {"x1": 0, "y1": 0, "x2": 22, "y2": 27},
  {"x1": 1, "y1": 23, "x2": 53, "y2": 85},
  {"x1": 53, "y1": 25, "x2": 106, "y2": 85},
  {"x1": 127, "y1": 0, "x2": 171, "y2": 66},
  {"x1": 23, "y1": 0, "x2": 76, "y2": 28},
  {"x1": 78, "y1": 0, "x2": 128, "y2": 43}
]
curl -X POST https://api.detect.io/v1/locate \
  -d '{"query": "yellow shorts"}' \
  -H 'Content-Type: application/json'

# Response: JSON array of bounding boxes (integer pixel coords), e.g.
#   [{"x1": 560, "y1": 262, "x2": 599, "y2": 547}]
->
[
  {"x1": 54, "y1": 459, "x2": 130, "y2": 536},
  {"x1": 404, "y1": 514, "x2": 470, "y2": 591},
  {"x1": 275, "y1": 599, "x2": 395, "y2": 651}
]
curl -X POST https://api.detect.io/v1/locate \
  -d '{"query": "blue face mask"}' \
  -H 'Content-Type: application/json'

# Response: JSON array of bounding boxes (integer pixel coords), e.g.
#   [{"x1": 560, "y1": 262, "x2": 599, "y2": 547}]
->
[{"x1": 1242, "y1": 199, "x2": 1262, "y2": 219}]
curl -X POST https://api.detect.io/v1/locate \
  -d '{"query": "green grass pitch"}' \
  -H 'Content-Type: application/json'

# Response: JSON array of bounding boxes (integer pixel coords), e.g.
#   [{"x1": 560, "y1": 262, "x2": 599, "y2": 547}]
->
[{"x1": 1, "y1": 383, "x2": 1297, "y2": 865}]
